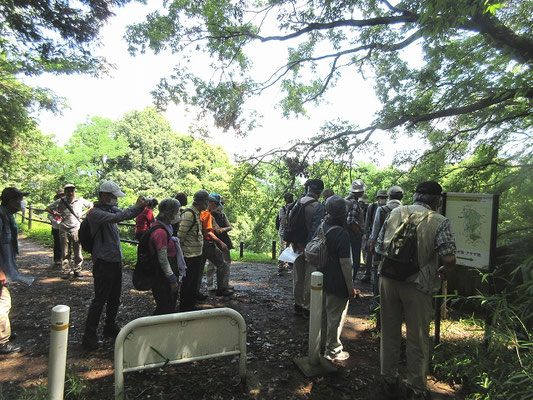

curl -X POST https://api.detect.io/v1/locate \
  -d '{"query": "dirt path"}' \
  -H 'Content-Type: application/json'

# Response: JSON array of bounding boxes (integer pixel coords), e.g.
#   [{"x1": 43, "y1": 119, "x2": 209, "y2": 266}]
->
[{"x1": 0, "y1": 237, "x2": 459, "y2": 399}]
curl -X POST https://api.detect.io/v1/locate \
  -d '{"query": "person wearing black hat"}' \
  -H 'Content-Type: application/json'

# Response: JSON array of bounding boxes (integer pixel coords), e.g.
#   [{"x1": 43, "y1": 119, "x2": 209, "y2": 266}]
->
[
  {"x1": 375, "y1": 181, "x2": 456, "y2": 400},
  {"x1": 0, "y1": 187, "x2": 30, "y2": 354},
  {"x1": 291, "y1": 178, "x2": 325, "y2": 318}
]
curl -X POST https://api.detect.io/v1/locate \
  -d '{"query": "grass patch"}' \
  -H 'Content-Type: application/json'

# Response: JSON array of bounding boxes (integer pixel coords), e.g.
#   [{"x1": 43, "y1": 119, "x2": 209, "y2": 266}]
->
[{"x1": 16, "y1": 215, "x2": 277, "y2": 266}]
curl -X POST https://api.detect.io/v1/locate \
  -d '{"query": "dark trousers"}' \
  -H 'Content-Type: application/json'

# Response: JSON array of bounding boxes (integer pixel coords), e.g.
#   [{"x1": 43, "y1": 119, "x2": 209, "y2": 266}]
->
[
  {"x1": 52, "y1": 227, "x2": 61, "y2": 263},
  {"x1": 198, "y1": 241, "x2": 229, "y2": 293},
  {"x1": 349, "y1": 233, "x2": 363, "y2": 280},
  {"x1": 179, "y1": 255, "x2": 203, "y2": 312},
  {"x1": 84, "y1": 259, "x2": 122, "y2": 338},
  {"x1": 152, "y1": 259, "x2": 178, "y2": 315}
]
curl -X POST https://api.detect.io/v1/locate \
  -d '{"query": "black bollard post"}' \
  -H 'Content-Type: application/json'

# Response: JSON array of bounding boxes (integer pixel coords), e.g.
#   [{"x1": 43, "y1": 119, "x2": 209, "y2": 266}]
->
[
  {"x1": 272, "y1": 240, "x2": 276, "y2": 260},
  {"x1": 240, "y1": 242, "x2": 244, "y2": 258}
]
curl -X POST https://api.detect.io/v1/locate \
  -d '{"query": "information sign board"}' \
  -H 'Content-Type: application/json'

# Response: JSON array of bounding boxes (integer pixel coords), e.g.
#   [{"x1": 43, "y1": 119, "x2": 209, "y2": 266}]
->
[{"x1": 442, "y1": 192, "x2": 498, "y2": 270}]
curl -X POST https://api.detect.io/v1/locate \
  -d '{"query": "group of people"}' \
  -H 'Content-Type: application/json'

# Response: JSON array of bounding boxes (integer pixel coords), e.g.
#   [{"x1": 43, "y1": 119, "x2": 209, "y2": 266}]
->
[
  {"x1": 1, "y1": 182, "x2": 236, "y2": 353},
  {"x1": 277, "y1": 179, "x2": 456, "y2": 400},
  {"x1": 79, "y1": 184, "x2": 236, "y2": 349},
  {"x1": 1, "y1": 177, "x2": 456, "y2": 399}
]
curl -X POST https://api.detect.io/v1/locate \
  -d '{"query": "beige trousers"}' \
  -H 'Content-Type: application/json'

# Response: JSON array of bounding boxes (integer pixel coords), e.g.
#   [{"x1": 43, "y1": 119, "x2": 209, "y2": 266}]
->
[
  {"x1": 59, "y1": 230, "x2": 83, "y2": 273},
  {"x1": 380, "y1": 276, "x2": 433, "y2": 392},
  {"x1": 0, "y1": 286, "x2": 12, "y2": 344},
  {"x1": 293, "y1": 254, "x2": 316, "y2": 310},
  {"x1": 321, "y1": 292, "x2": 349, "y2": 356}
]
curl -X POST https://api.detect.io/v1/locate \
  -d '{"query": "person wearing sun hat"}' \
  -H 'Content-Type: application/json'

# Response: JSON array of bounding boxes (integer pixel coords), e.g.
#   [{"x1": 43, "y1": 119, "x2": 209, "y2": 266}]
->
[
  {"x1": 376, "y1": 181, "x2": 456, "y2": 399},
  {"x1": 205, "y1": 193, "x2": 234, "y2": 291}
]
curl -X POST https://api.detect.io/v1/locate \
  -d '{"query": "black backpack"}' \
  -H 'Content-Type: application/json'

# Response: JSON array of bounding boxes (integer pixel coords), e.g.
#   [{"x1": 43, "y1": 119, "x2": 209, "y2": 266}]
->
[
  {"x1": 78, "y1": 215, "x2": 103, "y2": 253},
  {"x1": 283, "y1": 198, "x2": 317, "y2": 243},
  {"x1": 380, "y1": 208, "x2": 431, "y2": 281},
  {"x1": 132, "y1": 225, "x2": 169, "y2": 291}
]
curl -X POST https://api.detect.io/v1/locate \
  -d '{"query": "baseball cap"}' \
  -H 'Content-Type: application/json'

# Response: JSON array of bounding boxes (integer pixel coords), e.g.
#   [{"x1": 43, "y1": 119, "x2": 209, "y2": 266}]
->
[
  {"x1": 1, "y1": 187, "x2": 29, "y2": 202},
  {"x1": 98, "y1": 181, "x2": 126, "y2": 197},
  {"x1": 64, "y1": 184, "x2": 75, "y2": 191}
]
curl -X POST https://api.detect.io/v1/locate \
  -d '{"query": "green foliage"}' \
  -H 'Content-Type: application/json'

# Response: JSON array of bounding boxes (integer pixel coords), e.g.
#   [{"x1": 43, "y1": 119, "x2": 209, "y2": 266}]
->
[
  {"x1": 0, "y1": 0, "x2": 133, "y2": 163},
  {"x1": 433, "y1": 264, "x2": 533, "y2": 399}
]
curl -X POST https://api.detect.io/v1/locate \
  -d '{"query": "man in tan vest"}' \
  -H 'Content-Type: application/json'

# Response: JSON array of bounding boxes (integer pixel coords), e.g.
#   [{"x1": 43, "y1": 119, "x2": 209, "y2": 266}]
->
[{"x1": 376, "y1": 181, "x2": 456, "y2": 400}]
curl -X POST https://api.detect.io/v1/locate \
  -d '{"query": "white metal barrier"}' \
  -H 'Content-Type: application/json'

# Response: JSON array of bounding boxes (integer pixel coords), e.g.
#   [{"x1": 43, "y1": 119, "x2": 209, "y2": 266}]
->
[{"x1": 114, "y1": 307, "x2": 247, "y2": 400}]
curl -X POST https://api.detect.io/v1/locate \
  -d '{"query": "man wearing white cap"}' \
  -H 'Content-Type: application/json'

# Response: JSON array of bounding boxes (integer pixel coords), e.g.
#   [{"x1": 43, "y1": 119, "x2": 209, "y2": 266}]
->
[{"x1": 82, "y1": 181, "x2": 147, "y2": 350}]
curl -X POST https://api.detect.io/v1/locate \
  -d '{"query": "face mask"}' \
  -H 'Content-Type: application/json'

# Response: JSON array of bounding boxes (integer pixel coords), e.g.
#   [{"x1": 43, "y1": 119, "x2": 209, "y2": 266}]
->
[
  {"x1": 107, "y1": 198, "x2": 118, "y2": 206},
  {"x1": 170, "y1": 214, "x2": 180, "y2": 224},
  {"x1": 378, "y1": 198, "x2": 387, "y2": 206}
]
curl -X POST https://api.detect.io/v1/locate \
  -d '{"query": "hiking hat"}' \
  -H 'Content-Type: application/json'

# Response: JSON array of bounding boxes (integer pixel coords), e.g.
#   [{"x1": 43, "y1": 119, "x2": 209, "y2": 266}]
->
[
  {"x1": 98, "y1": 181, "x2": 126, "y2": 197},
  {"x1": 388, "y1": 185, "x2": 404, "y2": 196},
  {"x1": 349, "y1": 179, "x2": 366, "y2": 193},
  {"x1": 376, "y1": 189, "x2": 388, "y2": 198},
  {"x1": 307, "y1": 179, "x2": 324, "y2": 193},
  {"x1": 209, "y1": 193, "x2": 222, "y2": 206},
  {"x1": 158, "y1": 198, "x2": 181, "y2": 214},
  {"x1": 326, "y1": 195, "x2": 350, "y2": 219},
  {"x1": 415, "y1": 181, "x2": 442, "y2": 195},
  {"x1": 1, "y1": 187, "x2": 29, "y2": 202},
  {"x1": 64, "y1": 184, "x2": 76, "y2": 191},
  {"x1": 193, "y1": 190, "x2": 210, "y2": 205},
  {"x1": 283, "y1": 193, "x2": 294, "y2": 202}
]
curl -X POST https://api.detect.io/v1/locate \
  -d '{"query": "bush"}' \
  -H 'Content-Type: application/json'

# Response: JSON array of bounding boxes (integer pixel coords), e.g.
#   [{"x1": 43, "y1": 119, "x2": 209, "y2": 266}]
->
[{"x1": 433, "y1": 264, "x2": 533, "y2": 399}]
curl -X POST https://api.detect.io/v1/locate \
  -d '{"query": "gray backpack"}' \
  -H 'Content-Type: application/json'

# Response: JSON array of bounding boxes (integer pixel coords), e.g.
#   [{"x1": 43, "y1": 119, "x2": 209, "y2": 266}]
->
[{"x1": 305, "y1": 222, "x2": 342, "y2": 270}]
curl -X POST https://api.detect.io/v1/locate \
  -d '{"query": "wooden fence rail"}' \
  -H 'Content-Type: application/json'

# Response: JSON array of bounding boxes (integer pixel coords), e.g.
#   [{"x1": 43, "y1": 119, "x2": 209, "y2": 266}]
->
[{"x1": 21, "y1": 206, "x2": 278, "y2": 260}]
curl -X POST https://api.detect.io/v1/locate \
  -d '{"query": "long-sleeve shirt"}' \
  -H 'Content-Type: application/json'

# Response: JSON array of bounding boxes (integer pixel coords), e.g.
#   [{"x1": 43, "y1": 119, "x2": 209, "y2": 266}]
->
[
  {"x1": 87, "y1": 203, "x2": 143, "y2": 263},
  {"x1": 177, "y1": 207, "x2": 203, "y2": 258}
]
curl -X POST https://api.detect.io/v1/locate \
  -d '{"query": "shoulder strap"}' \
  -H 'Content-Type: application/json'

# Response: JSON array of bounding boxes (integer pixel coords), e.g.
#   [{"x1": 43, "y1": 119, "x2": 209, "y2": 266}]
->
[
  {"x1": 182, "y1": 208, "x2": 198, "y2": 233},
  {"x1": 61, "y1": 198, "x2": 81, "y2": 222},
  {"x1": 303, "y1": 198, "x2": 318, "y2": 207}
]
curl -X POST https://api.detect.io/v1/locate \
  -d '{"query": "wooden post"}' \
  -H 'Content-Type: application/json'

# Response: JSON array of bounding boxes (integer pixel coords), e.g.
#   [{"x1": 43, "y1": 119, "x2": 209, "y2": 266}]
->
[
  {"x1": 28, "y1": 207, "x2": 33, "y2": 230},
  {"x1": 239, "y1": 242, "x2": 244, "y2": 258},
  {"x1": 272, "y1": 240, "x2": 276, "y2": 260}
]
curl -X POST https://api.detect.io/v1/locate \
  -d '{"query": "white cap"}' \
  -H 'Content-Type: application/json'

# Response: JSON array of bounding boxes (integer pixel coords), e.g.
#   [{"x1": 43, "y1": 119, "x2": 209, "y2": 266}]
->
[{"x1": 99, "y1": 181, "x2": 126, "y2": 197}]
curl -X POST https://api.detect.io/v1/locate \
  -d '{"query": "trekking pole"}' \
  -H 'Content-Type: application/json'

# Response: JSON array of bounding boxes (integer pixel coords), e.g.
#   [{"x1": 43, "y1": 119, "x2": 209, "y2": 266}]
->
[
  {"x1": 48, "y1": 305, "x2": 70, "y2": 400},
  {"x1": 308, "y1": 271, "x2": 324, "y2": 366}
]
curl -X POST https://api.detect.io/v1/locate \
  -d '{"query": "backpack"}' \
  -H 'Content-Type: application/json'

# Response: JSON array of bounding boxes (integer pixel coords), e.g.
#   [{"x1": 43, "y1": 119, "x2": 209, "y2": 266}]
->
[
  {"x1": 305, "y1": 222, "x2": 343, "y2": 270},
  {"x1": 79, "y1": 216, "x2": 103, "y2": 253},
  {"x1": 379, "y1": 208, "x2": 431, "y2": 281},
  {"x1": 132, "y1": 224, "x2": 170, "y2": 291},
  {"x1": 283, "y1": 198, "x2": 317, "y2": 243}
]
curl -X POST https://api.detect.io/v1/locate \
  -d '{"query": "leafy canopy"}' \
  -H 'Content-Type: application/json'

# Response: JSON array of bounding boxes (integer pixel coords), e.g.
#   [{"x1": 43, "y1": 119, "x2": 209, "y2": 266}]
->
[{"x1": 126, "y1": 0, "x2": 533, "y2": 173}]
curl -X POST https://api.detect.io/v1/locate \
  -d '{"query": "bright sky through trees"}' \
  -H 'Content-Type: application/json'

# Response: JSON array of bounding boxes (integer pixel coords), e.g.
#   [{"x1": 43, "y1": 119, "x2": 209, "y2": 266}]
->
[{"x1": 27, "y1": 1, "x2": 417, "y2": 165}]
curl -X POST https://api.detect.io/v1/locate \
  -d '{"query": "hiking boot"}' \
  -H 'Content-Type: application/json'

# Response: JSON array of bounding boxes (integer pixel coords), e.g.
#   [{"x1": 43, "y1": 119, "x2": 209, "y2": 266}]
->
[
  {"x1": 0, "y1": 341, "x2": 22, "y2": 355},
  {"x1": 302, "y1": 308, "x2": 310, "y2": 319},
  {"x1": 82, "y1": 335, "x2": 102, "y2": 350},
  {"x1": 294, "y1": 304, "x2": 303, "y2": 316},
  {"x1": 324, "y1": 350, "x2": 350, "y2": 361},
  {"x1": 61, "y1": 272, "x2": 70, "y2": 280},
  {"x1": 103, "y1": 324, "x2": 122, "y2": 338},
  {"x1": 216, "y1": 289, "x2": 234, "y2": 297},
  {"x1": 74, "y1": 270, "x2": 84, "y2": 278}
]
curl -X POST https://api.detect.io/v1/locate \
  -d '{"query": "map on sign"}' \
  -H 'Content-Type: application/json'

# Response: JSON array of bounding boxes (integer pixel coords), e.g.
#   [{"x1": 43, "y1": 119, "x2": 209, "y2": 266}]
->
[{"x1": 444, "y1": 193, "x2": 497, "y2": 270}]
